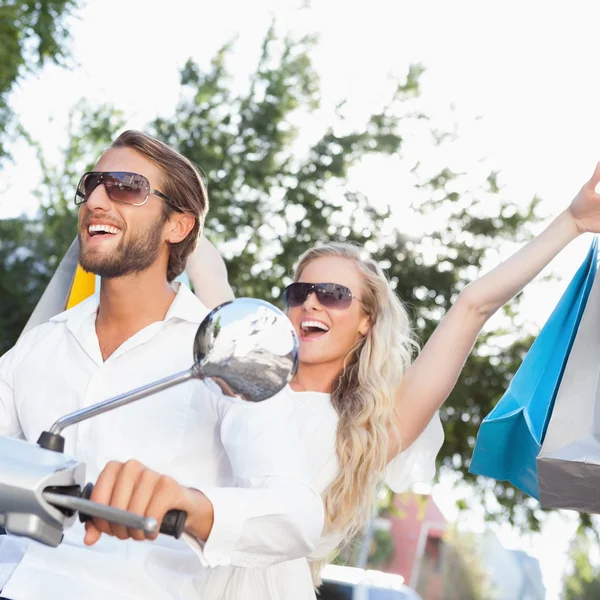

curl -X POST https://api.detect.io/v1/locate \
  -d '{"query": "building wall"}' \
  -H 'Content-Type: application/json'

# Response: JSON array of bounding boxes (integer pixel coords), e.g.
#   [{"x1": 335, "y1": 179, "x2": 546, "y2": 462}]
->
[{"x1": 382, "y1": 493, "x2": 447, "y2": 600}]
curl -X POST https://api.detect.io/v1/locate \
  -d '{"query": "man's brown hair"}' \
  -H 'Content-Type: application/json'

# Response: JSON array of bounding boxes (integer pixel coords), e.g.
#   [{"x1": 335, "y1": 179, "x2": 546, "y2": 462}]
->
[{"x1": 111, "y1": 130, "x2": 208, "y2": 282}]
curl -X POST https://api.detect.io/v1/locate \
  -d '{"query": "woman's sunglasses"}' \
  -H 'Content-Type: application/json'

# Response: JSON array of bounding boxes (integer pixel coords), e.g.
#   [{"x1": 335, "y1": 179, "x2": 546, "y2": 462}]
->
[
  {"x1": 283, "y1": 282, "x2": 358, "y2": 310},
  {"x1": 74, "y1": 171, "x2": 172, "y2": 207}
]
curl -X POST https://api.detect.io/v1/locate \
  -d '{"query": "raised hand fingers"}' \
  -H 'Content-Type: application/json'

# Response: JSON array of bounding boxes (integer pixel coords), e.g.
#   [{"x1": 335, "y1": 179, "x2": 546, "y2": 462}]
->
[{"x1": 587, "y1": 161, "x2": 600, "y2": 192}]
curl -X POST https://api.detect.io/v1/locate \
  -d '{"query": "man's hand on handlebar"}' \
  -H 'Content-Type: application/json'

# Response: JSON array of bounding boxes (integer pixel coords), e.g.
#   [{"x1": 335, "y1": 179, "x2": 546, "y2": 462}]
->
[{"x1": 83, "y1": 459, "x2": 214, "y2": 545}]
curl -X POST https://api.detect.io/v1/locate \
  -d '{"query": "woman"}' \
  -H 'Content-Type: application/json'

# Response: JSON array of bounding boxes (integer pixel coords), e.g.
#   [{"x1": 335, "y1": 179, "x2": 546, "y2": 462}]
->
[{"x1": 186, "y1": 164, "x2": 600, "y2": 599}]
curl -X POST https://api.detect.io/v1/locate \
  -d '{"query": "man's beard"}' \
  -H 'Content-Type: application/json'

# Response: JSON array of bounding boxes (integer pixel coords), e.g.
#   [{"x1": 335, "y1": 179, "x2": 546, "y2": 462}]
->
[{"x1": 78, "y1": 218, "x2": 166, "y2": 279}]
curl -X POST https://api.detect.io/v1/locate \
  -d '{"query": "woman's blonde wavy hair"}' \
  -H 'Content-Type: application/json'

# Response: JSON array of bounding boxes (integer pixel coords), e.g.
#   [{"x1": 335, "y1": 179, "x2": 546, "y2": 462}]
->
[{"x1": 292, "y1": 242, "x2": 418, "y2": 585}]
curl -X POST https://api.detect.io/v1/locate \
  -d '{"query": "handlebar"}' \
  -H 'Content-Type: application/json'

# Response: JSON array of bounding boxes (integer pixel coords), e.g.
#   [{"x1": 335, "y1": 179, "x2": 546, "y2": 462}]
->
[{"x1": 42, "y1": 483, "x2": 187, "y2": 539}]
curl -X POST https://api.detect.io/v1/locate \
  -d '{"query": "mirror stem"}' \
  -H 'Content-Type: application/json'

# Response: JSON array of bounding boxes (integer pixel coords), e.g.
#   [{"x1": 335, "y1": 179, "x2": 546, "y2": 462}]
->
[{"x1": 48, "y1": 369, "x2": 196, "y2": 436}]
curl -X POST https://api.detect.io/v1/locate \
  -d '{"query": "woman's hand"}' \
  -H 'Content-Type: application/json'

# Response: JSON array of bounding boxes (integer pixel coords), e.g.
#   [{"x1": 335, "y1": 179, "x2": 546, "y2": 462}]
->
[
  {"x1": 186, "y1": 236, "x2": 235, "y2": 308},
  {"x1": 83, "y1": 459, "x2": 214, "y2": 545},
  {"x1": 568, "y1": 162, "x2": 600, "y2": 234}
]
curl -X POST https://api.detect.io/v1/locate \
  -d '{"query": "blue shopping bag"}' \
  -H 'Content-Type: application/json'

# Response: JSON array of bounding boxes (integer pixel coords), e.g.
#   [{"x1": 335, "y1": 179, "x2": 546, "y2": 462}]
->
[{"x1": 469, "y1": 236, "x2": 598, "y2": 499}]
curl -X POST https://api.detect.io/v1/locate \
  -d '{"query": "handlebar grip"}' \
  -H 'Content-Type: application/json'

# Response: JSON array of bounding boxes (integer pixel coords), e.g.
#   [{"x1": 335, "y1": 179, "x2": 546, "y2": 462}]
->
[
  {"x1": 159, "y1": 509, "x2": 187, "y2": 538},
  {"x1": 80, "y1": 483, "x2": 187, "y2": 539}
]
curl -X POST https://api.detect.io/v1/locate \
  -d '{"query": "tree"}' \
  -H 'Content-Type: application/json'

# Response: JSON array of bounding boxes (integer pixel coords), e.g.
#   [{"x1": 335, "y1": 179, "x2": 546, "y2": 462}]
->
[
  {"x1": 367, "y1": 529, "x2": 395, "y2": 569},
  {"x1": 563, "y1": 536, "x2": 600, "y2": 600},
  {"x1": 3, "y1": 28, "x2": 543, "y2": 528},
  {"x1": 0, "y1": 0, "x2": 80, "y2": 160},
  {"x1": 438, "y1": 529, "x2": 492, "y2": 600}
]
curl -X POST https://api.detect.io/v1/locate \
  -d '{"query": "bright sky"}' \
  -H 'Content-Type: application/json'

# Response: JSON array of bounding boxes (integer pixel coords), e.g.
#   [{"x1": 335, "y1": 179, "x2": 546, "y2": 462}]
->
[{"x1": 3, "y1": 0, "x2": 600, "y2": 597}]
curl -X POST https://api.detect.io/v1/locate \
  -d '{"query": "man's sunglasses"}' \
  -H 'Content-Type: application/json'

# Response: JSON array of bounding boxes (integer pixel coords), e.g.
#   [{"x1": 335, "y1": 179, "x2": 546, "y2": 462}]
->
[
  {"x1": 74, "y1": 171, "x2": 172, "y2": 207},
  {"x1": 282, "y1": 282, "x2": 358, "y2": 310}
]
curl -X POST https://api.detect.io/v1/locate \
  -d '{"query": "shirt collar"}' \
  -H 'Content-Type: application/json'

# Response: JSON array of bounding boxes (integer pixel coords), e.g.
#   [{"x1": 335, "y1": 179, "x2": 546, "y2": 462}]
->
[
  {"x1": 164, "y1": 283, "x2": 209, "y2": 324},
  {"x1": 49, "y1": 282, "x2": 209, "y2": 327}
]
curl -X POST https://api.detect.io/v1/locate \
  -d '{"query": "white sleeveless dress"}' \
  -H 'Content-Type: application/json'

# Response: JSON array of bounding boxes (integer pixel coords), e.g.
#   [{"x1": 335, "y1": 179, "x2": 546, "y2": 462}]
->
[{"x1": 194, "y1": 386, "x2": 444, "y2": 599}]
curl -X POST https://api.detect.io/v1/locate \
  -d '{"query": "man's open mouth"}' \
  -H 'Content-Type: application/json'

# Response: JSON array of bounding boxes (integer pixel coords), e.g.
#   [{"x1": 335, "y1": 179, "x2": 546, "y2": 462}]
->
[{"x1": 87, "y1": 224, "x2": 121, "y2": 237}]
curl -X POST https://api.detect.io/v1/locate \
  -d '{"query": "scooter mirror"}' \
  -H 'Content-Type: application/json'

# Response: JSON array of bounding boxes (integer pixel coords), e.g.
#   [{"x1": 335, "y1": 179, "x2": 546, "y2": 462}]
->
[{"x1": 193, "y1": 298, "x2": 299, "y2": 403}]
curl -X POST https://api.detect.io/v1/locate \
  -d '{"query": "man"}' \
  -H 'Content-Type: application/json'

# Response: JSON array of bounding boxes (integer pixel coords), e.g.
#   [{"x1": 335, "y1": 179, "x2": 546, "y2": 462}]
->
[{"x1": 0, "y1": 131, "x2": 323, "y2": 599}]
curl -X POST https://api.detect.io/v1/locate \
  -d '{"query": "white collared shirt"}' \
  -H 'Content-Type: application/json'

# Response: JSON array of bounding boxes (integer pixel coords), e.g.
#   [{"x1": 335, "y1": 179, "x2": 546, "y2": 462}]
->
[{"x1": 0, "y1": 284, "x2": 323, "y2": 599}]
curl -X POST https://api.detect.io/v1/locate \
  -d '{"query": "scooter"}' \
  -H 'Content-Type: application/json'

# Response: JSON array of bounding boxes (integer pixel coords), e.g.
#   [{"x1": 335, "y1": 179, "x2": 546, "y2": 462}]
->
[{"x1": 0, "y1": 297, "x2": 298, "y2": 547}]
